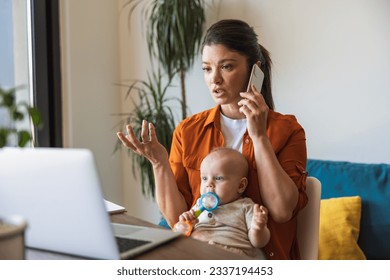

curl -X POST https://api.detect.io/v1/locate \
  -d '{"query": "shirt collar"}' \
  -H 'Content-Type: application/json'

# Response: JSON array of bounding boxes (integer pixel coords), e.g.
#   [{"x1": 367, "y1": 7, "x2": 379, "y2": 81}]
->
[{"x1": 204, "y1": 105, "x2": 221, "y2": 127}]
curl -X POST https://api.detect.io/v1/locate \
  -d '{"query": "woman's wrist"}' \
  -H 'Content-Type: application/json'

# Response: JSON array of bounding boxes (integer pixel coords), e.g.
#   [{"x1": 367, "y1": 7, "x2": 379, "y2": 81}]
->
[
  {"x1": 251, "y1": 133, "x2": 270, "y2": 149},
  {"x1": 151, "y1": 157, "x2": 170, "y2": 170}
]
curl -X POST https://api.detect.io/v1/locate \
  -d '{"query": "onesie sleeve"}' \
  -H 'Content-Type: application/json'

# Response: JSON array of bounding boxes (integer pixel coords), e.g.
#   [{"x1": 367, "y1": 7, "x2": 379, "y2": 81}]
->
[{"x1": 242, "y1": 198, "x2": 256, "y2": 231}]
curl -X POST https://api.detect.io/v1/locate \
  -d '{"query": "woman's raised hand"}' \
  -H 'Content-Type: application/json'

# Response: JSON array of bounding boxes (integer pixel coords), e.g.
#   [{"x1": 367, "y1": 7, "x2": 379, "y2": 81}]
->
[
  {"x1": 238, "y1": 84, "x2": 269, "y2": 139},
  {"x1": 116, "y1": 120, "x2": 169, "y2": 166}
]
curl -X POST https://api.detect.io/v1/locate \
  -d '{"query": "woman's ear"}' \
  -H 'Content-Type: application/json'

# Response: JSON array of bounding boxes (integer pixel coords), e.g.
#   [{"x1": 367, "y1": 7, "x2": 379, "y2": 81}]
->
[{"x1": 238, "y1": 177, "x2": 248, "y2": 194}]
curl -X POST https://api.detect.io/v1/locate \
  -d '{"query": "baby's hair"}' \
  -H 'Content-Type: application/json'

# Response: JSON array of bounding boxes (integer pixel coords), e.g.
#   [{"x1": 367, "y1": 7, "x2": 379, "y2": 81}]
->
[{"x1": 206, "y1": 147, "x2": 249, "y2": 177}]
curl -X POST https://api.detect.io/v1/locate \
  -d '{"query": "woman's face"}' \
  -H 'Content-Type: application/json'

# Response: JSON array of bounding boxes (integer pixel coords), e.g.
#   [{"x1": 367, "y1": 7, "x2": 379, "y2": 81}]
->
[{"x1": 202, "y1": 44, "x2": 249, "y2": 107}]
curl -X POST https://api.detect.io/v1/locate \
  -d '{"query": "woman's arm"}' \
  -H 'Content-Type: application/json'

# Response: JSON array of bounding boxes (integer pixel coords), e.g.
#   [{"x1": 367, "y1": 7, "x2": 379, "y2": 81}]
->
[
  {"x1": 117, "y1": 120, "x2": 187, "y2": 227},
  {"x1": 251, "y1": 135, "x2": 299, "y2": 222},
  {"x1": 153, "y1": 160, "x2": 188, "y2": 227},
  {"x1": 239, "y1": 85, "x2": 300, "y2": 223}
]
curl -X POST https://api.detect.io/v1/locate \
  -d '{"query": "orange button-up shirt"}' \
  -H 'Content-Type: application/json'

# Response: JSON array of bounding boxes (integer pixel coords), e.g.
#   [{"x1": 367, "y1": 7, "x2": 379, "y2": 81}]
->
[{"x1": 169, "y1": 105, "x2": 308, "y2": 259}]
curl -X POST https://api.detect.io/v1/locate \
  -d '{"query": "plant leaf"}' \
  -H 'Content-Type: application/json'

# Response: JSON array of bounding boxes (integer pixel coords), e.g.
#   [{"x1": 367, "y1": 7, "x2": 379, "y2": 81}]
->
[
  {"x1": 28, "y1": 107, "x2": 42, "y2": 126},
  {"x1": 18, "y1": 130, "x2": 31, "y2": 147},
  {"x1": 0, "y1": 129, "x2": 8, "y2": 148}
]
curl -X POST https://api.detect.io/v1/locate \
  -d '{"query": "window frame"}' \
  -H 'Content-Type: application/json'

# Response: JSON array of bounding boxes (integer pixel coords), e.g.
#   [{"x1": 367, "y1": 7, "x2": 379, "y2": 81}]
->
[{"x1": 30, "y1": 0, "x2": 62, "y2": 147}]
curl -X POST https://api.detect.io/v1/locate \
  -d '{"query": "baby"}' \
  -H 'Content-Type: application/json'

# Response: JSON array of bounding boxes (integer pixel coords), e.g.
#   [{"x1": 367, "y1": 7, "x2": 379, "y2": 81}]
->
[{"x1": 178, "y1": 147, "x2": 270, "y2": 259}]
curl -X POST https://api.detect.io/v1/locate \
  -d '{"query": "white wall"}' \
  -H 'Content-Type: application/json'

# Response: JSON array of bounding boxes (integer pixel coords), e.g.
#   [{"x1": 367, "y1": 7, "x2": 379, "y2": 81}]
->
[
  {"x1": 174, "y1": 0, "x2": 390, "y2": 165},
  {"x1": 61, "y1": 0, "x2": 390, "y2": 223},
  {"x1": 257, "y1": 0, "x2": 390, "y2": 164},
  {"x1": 189, "y1": 0, "x2": 390, "y2": 165},
  {"x1": 60, "y1": 0, "x2": 123, "y2": 204},
  {"x1": 117, "y1": 0, "x2": 162, "y2": 223}
]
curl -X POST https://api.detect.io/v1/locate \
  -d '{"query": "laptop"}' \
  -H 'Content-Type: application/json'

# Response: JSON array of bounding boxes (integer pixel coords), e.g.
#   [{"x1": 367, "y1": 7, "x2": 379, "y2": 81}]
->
[{"x1": 0, "y1": 147, "x2": 180, "y2": 259}]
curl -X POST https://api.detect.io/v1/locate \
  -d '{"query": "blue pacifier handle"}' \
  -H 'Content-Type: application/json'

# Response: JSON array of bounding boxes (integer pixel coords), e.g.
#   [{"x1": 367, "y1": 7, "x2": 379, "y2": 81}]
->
[{"x1": 199, "y1": 192, "x2": 220, "y2": 212}]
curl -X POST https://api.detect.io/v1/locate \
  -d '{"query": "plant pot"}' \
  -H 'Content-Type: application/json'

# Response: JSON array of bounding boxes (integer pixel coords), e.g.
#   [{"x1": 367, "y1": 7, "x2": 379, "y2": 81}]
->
[{"x1": 0, "y1": 215, "x2": 27, "y2": 260}]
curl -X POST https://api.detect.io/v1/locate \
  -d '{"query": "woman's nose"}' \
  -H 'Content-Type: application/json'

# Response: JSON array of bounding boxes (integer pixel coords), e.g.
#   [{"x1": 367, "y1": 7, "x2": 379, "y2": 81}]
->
[{"x1": 211, "y1": 71, "x2": 222, "y2": 85}]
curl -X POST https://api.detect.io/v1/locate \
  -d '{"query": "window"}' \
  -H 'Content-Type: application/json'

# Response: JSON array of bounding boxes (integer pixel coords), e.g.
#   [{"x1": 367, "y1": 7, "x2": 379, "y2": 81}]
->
[
  {"x1": 0, "y1": 0, "x2": 32, "y2": 144},
  {"x1": 0, "y1": 0, "x2": 62, "y2": 147}
]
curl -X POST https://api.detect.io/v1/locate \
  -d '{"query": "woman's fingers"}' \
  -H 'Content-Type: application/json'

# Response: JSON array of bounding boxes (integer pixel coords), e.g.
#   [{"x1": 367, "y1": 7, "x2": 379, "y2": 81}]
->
[
  {"x1": 117, "y1": 121, "x2": 160, "y2": 150},
  {"x1": 126, "y1": 124, "x2": 144, "y2": 151},
  {"x1": 239, "y1": 89, "x2": 266, "y2": 109},
  {"x1": 116, "y1": 132, "x2": 127, "y2": 146},
  {"x1": 116, "y1": 121, "x2": 170, "y2": 167},
  {"x1": 238, "y1": 88, "x2": 269, "y2": 128},
  {"x1": 148, "y1": 122, "x2": 157, "y2": 143},
  {"x1": 116, "y1": 130, "x2": 136, "y2": 150},
  {"x1": 116, "y1": 124, "x2": 145, "y2": 152},
  {"x1": 141, "y1": 120, "x2": 149, "y2": 142}
]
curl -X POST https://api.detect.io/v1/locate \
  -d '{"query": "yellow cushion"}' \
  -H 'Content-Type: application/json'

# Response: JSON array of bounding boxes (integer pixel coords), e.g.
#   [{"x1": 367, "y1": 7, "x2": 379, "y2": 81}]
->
[{"x1": 319, "y1": 196, "x2": 366, "y2": 260}]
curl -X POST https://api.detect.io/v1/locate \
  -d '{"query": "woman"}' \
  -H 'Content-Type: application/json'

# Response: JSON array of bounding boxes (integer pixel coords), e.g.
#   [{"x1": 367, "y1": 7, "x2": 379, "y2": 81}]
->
[{"x1": 117, "y1": 19, "x2": 308, "y2": 259}]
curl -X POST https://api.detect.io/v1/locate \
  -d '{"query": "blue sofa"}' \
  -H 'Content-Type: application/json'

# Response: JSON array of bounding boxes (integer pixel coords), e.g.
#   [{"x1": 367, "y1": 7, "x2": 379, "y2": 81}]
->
[{"x1": 307, "y1": 159, "x2": 390, "y2": 260}]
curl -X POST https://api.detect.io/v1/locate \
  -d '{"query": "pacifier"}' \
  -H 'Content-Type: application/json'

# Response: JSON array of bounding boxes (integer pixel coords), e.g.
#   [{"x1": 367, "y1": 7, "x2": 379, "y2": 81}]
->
[{"x1": 172, "y1": 192, "x2": 220, "y2": 236}]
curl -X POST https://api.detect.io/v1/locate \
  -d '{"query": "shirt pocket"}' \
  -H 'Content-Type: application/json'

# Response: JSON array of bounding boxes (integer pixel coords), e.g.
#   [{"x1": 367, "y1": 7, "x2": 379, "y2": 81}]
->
[
  {"x1": 183, "y1": 154, "x2": 202, "y2": 171},
  {"x1": 183, "y1": 155, "x2": 203, "y2": 204}
]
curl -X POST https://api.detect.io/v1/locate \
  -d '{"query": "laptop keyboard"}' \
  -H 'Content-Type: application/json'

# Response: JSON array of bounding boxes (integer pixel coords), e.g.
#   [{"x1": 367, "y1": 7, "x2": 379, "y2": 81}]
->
[{"x1": 115, "y1": 236, "x2": 151, "y2": 253}]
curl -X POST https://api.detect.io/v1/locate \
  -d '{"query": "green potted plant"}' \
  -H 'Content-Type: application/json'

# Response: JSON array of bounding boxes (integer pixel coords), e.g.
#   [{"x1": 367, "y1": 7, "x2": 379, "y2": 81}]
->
[
  {"x1": 118, "y1": 0, "x2": 207, "y2": 198},
  {"x1": 0, "y1": 86, "x2": 41, "y2": 148},
  {"x1": 124, "y1": 0, "x2": 206, "y2": 120}
]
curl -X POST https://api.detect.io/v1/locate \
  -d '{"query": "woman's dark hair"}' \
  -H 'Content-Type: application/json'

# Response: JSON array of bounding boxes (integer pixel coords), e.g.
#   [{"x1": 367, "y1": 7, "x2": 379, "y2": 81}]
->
[{"x1": 201, "y1": 19, "x2": 274, "y2": 110}]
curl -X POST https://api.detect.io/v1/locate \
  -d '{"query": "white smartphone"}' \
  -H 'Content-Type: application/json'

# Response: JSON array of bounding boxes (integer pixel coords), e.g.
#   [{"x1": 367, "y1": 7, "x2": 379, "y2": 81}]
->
[{"x1": 246, "y1": 64, "x2": 264, "y2": 92}]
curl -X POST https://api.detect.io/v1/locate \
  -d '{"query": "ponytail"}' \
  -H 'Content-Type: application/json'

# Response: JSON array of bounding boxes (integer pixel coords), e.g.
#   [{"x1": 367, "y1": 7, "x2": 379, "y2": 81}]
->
[{"x1": 259, "y1": 44, "x2": 274, "y2": 110}]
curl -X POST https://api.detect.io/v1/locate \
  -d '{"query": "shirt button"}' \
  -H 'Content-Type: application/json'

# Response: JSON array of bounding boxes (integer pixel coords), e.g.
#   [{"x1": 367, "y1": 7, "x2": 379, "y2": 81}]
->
[
  {"x1": 269, "y1": 252, "x2": 274, "y2": 257},
  {"x1": 244, "y1": 138, "x2": 250, "y2": 144}
]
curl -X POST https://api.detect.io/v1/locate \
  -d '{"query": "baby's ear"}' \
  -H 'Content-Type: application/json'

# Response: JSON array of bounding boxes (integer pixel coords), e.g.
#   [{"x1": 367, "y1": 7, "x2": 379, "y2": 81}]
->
[{"x1": 238, "y1": 177, "x2": 248, "y2": 194}]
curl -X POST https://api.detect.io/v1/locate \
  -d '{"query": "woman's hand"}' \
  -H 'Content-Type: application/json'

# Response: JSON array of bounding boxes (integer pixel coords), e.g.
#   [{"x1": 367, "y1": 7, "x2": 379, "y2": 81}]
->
[
  {"x1": 238, "y1": 84, "x2": 269, "y2": 139},
  {"x1": 117, "y1": 120, "x2": 168, "y2": 167},
  {"x1": 118, "y1": 120, "x2": 187, "y2": 226}
]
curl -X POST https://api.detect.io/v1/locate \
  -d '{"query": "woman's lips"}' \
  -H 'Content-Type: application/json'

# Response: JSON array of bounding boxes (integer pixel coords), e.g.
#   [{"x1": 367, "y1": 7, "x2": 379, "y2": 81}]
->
[{"x1": 213, "y1": 88, "x2": 225, "y2": 97}]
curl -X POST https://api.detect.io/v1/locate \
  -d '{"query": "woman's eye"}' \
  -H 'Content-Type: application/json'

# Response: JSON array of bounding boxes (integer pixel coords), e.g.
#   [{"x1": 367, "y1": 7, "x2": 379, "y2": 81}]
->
[
  {"x1": 221, "y1": 64, "x2": 233, "y2": 71},
  {"x1": 202, "y1": 66, "x2": 211, "y2": 73}
]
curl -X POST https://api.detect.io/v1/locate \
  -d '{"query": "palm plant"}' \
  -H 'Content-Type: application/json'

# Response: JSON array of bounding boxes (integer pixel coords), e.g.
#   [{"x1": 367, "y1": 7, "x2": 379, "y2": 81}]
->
[
  {"x1": 115, "y1": 71, "x2": 178, "y2": 198},
  {"x1": 124, "y1": 0, "x2": 206, "y2": 119},
  {"x1": 0, "y1": 86, "x2": 41, "y2": 148},
  {"x1": 118, "y1": 0, "x2": 208, "y2": 198}
]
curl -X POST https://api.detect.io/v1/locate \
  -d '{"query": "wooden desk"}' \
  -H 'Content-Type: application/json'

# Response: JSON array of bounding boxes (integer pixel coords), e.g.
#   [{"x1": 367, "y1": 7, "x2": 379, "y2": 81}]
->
[{"x1": 26, "y1": 213, "x2": 250, "y2": 260}]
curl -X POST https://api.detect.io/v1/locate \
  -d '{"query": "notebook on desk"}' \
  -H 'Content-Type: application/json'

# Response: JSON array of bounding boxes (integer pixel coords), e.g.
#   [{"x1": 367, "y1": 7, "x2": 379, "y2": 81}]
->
[{"x1": 0, "y1": 147, "x2": 180, "y2": 259}]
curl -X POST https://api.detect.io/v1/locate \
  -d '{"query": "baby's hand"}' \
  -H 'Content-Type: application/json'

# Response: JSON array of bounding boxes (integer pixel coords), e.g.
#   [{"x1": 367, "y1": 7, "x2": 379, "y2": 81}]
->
[
  {"x1": 179, "y1": 209, "x2": 198, "y2": 224},
  {"x1": 251, "y1": 204, "x2": 268, "y2": 231}
]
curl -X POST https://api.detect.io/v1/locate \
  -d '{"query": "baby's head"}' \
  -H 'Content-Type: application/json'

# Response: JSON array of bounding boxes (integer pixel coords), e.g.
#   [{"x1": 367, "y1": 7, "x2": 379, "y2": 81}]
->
[{"x1": 200, "y1": 148, "x2": 249, "y2": 205}]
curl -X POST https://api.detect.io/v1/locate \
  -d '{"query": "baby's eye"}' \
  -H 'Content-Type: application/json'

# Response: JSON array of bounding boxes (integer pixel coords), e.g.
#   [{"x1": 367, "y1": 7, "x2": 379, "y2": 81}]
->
[
  {"x1": 215, "y1": 176, "x2": 223, "y2": 181},
  {"x1": 201, "y1": 176, "x2": 208, "y2": 181}
]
